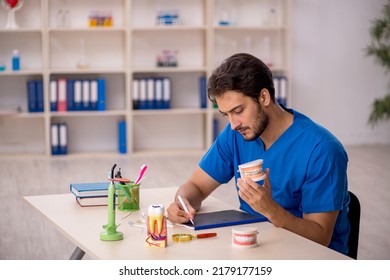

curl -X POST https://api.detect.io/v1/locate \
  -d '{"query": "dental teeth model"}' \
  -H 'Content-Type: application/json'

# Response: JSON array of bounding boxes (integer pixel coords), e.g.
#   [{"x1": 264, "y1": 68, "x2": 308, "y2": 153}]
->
[{"x1": 146, "y1": 204, "x2": 167, "y2": 248}]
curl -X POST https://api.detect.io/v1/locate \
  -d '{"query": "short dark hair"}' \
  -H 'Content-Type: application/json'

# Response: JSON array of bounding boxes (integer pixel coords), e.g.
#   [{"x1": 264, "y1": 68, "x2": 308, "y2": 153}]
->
[{"x1": 207, "y1": 53, "x2": 275, "y2": 103}]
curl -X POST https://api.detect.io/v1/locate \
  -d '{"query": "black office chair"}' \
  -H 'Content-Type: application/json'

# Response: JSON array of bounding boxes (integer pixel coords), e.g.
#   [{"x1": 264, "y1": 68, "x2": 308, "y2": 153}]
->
[{"x1": 347, "y1": 191, "x2": 361, "y2": 259}]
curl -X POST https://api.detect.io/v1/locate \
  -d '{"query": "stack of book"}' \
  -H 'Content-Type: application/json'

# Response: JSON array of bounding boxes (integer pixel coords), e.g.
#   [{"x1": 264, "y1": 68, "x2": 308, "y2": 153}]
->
[{"x1": 70, "y1": 182, "x2": 110, "y2": 207}]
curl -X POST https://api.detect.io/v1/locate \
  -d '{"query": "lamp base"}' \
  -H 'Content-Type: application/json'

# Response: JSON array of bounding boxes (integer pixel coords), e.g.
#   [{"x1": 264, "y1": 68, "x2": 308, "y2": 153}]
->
[{"x1": 100, "y1": 230, "x2": 123, "y2": 241}]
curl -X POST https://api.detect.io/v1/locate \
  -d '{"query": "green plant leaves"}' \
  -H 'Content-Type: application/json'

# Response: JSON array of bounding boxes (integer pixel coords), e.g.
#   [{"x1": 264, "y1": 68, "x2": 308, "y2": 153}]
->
[{"x1": 365, "y1": 1, "x2": 390, "y2": 125}]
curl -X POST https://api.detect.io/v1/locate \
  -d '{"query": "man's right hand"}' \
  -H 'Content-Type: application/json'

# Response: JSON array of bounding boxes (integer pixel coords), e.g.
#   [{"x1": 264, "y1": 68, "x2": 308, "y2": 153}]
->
[{"x1": 166, "y1": 198, "x2": 196, "y2": 224}]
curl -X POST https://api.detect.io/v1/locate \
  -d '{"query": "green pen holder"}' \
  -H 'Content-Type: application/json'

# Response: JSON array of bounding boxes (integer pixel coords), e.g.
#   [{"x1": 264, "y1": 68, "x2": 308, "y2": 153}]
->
[{"x1": 117, "y1": 182, "x2": 140, "y2": 212}]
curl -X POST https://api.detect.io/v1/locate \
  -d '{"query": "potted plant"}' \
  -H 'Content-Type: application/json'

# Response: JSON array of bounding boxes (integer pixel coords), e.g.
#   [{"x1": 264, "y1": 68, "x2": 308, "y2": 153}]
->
[{"x1": 365, "y1": 1, "x2": 390, "y2": 125}]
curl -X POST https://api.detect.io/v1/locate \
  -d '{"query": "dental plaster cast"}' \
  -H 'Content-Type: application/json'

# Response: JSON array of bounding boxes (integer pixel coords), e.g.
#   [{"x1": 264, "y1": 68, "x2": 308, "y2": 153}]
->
[
  {"x1": 146, "y1": 204, "x2": 167, "y2": 248},
  {"x1": 232, "y1": 227, "x2": 259, "y2": 248},
  {"x1": 238, "y1": 159, "x2": 266, "y2": 182}
]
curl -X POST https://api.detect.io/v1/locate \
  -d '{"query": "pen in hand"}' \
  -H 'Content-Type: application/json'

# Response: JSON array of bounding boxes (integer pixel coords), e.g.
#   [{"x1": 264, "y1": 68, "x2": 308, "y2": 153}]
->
[{"x1": 177, "y1": 195, "x2": 195, "y2": 226}]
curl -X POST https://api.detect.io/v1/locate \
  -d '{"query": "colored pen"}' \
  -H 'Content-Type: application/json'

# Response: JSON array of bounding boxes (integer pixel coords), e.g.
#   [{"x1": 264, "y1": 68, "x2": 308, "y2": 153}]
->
[{"x1": 177, "y1": 195, "x2": 194, "y2": 226}]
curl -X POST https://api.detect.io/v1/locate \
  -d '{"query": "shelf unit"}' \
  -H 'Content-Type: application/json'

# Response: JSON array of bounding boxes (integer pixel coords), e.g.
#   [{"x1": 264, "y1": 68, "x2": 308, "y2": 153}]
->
[{"x1": 0, "y1": 0, "x2": 291, "y2": 157}]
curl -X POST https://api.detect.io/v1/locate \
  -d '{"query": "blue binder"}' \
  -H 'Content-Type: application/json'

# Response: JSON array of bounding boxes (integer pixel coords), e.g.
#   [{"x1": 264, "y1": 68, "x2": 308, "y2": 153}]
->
[
  {"x1": 50, "y1": 80, "x2": 58, "y2": 112},
  {"x1": 199, "y1": 76, "x2": 207, "y2": 109},
  {"x1": 50, "y1": 123, "x2": 60, "y2": 155},
  {"x1": 118, "y1": 120, "x2": 127, "y2": 154},
  {"x1": 162, "y1": 77, "x2": 171, "y2": 109},
  {"x1": 132, "y1": 79, "x2": 139, "y2": 110},
  {"x1": 138, "y1": 79, "x2": 147, "y2": 109},
  {"x1": 73, "y1": 80, "x2": 82, "y2": 111},
  {"x1": 90, "y1": 80, "x2": 98, "y2": 110},
  {"x1": 27, "y1": 80, "x2": 37, "y2": 112},
  {"x1": 146, "y1": 78, "x2": 154, "y2": 109},
  {"x1": 36, "y1": 80, "x2": 44, "y2": 112},
  {"x1": 154, "y1": 78, "x2": 164, "y2": 109},
  {"x1": 97, "y1": 78, "x2": 106, "y2": 111},
  {"x1": 66, "y1": 79, "x2": 74, "y2": 111},
  {"x1": 59, "y1": 122, "x2": 68, "y2": 155},
  {"x1": 82, "y1": 80, "x2": 90, "y2": 111}
]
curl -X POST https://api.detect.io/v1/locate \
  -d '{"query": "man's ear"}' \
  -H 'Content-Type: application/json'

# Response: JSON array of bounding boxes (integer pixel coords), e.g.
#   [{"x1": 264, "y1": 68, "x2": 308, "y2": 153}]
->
[{"x1": 258, "y1": 89, "x2": 271, "y2": 106}]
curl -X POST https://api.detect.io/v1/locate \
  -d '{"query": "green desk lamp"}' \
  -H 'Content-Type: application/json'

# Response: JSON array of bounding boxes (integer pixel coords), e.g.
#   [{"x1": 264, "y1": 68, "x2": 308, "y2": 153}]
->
[{"x1": 100, "y1": 163, "x2": 130, "y2": 241}]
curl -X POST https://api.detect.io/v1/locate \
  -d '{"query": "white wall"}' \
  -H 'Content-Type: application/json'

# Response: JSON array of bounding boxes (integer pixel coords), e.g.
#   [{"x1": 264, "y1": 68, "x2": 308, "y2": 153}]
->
[{"x1": 291, "y1": 0, "x2": 390, "y2": 145}]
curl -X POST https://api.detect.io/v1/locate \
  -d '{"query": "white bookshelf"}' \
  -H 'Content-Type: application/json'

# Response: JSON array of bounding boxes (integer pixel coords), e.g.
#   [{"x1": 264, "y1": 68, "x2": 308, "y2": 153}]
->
[{"x1": 0, "y1": 0, "x2": 291, "y2": 157}]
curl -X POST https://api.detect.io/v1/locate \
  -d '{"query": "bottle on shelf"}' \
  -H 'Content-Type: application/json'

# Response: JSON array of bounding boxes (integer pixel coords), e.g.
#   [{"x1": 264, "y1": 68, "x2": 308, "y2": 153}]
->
[
  {"x1": 0, "y1": 47, "x2": 5, "y2": 71},
  {"x1": 56, "y1": 9, "x2": 71, "y2": 27},
  {"x1": 12, "y1": 49, "x2": 20, "y2": 71},
  {"x1": 77, "y1": 39, "x2": 90, "y2": 69},
  {"x1": 0, "y1": 58, "x2": 5, "y2": 71}
]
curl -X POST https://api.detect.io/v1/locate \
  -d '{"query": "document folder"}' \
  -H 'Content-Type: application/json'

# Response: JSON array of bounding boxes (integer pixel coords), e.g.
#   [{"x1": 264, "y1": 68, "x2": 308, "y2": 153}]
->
[{"x1": 184, "y1": 209, "x2": 267, "y2": 230}]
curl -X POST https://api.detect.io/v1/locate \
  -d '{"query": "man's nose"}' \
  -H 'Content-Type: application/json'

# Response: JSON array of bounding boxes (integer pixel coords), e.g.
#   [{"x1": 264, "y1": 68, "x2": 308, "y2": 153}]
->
[{"x1": 229, "y1": 115, "x2": 240, "y2": 130}]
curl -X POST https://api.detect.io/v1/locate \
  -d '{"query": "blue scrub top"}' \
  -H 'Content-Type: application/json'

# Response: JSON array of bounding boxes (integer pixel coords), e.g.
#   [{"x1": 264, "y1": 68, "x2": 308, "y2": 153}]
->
[{"x1": 199, "y1": 107, "x2": 350, "y2": 255}]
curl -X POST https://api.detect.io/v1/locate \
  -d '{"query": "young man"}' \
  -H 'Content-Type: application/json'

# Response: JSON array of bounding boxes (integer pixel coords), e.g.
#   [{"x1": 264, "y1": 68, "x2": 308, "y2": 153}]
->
[{"x1": 166, "y1": 53, "x2": 350, "y2": 255}]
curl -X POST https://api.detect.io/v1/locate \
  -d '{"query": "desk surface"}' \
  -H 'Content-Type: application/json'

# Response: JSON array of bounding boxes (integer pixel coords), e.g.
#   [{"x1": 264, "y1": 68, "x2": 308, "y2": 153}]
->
[{"x1": 24, "y1": 187, "x2": 349, "y2": 260}]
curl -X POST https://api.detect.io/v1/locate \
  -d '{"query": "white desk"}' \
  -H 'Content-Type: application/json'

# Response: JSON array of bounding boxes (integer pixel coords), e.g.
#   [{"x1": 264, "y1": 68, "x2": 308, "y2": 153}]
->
[{"x1": 24, "y1": 187, "x2": 350, "y2": 260}]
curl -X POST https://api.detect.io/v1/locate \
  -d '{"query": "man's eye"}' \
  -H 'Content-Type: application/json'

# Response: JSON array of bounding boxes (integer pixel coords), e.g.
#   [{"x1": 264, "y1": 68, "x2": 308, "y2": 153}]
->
[{"x1": 234, "y1": 109, "x2": 243, "y2": 114}]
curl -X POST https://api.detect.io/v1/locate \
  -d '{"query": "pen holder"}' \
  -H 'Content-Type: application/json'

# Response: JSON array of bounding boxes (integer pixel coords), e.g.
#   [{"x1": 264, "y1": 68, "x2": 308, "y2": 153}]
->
[{"x1": 117, "y1": 182, "x2": 140, "y2": 212}]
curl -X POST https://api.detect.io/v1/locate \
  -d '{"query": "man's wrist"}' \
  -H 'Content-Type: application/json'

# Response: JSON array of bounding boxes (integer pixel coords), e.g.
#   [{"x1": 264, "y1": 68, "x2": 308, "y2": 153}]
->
[{"x1": 266, "y1": 202, "x2": 287, "y2": 228}]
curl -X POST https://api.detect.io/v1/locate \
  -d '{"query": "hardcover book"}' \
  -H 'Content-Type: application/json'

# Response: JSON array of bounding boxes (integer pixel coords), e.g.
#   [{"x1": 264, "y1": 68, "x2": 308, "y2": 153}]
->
[
  {"x1": 76, "y1": 196, "x2": 110, "y2": 207},
  {"x1": 70, "y1": 182, "x2": 110, "y2": 198}
]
